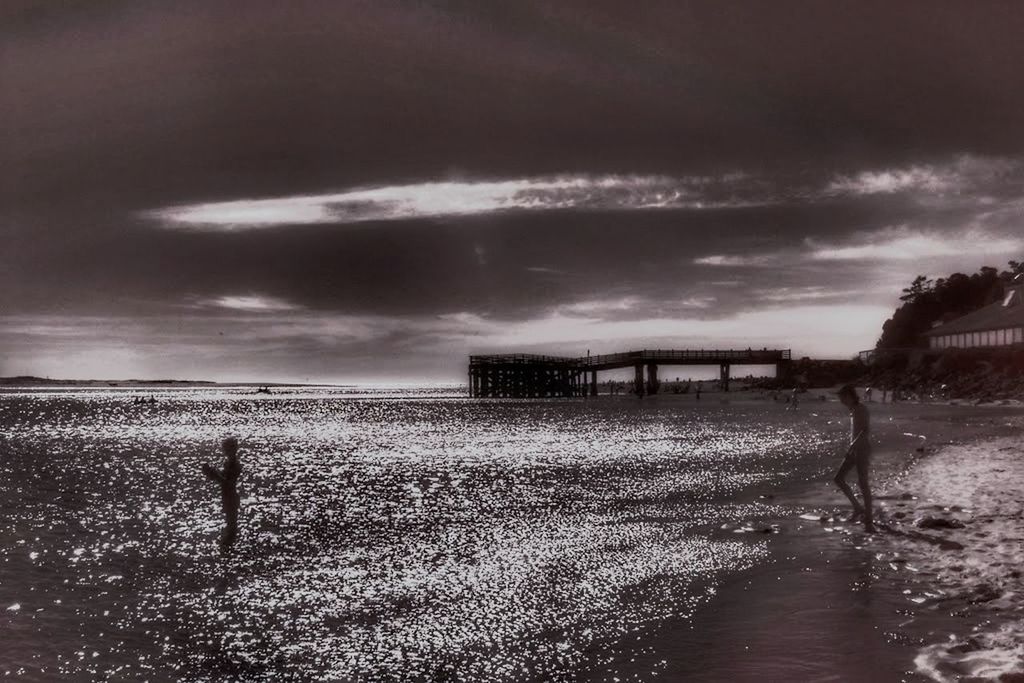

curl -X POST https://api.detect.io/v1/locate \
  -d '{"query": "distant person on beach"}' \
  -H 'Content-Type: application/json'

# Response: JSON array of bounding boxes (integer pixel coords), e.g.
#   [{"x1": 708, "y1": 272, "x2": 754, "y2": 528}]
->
[
  {"x1": 833, "y1": 385, "x2": 874, "y2": 532},
  {"x1": 786, "y1": 387, "x2": 799, "y2": 411},
  {"x1": 202, "y1": 436, "x2": 242, "y2": 549}
]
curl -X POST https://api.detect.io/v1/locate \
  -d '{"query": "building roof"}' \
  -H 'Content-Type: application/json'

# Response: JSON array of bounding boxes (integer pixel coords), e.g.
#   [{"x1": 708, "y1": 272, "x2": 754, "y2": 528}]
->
[{"x1": 925, "y1": 286, "x2": 1024, "y2": 336}]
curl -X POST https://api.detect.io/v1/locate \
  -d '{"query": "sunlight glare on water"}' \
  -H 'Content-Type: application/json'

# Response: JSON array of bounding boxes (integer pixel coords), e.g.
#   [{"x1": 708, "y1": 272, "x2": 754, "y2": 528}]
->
[{"x1": 0, "y1": 387, "x2": 833, "y2": 681}]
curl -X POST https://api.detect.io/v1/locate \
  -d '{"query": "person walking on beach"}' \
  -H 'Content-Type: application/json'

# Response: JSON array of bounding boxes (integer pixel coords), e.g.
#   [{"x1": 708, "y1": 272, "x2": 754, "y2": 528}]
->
[
  {"x1": 833, "y1": 385, "x2": 874, "y2": 533},
  {"x1": 202, "y1": 436, "x2": 242, "y2": 549}
]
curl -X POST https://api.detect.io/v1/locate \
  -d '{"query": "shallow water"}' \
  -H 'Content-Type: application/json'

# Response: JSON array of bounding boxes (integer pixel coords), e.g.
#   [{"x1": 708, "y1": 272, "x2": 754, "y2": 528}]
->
[{"x1": 0, "y1": 387, "x2": 839, "y2": 681}]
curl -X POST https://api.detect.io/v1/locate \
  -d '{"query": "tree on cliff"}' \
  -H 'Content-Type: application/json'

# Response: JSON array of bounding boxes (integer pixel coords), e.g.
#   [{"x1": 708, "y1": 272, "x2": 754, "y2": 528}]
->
[{"x1": 876, "y1": 262, "x2": 1022, "y2": 349}]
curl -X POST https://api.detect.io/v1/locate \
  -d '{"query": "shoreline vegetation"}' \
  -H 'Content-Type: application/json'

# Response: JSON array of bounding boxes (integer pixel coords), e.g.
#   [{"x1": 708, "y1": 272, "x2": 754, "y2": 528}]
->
[{"x1": 856, "y1": 260, "x2": 1024, "y2": 403}]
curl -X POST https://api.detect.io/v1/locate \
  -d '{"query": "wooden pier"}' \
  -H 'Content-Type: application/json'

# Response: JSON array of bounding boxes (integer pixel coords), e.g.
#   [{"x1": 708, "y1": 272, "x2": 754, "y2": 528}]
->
[{"x1": 468, "y1": 348, "x2": 792, "y2": 398}]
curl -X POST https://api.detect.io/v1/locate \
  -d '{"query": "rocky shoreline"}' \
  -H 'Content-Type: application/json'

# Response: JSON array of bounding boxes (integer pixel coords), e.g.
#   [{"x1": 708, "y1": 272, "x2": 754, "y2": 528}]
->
[{"x1": 861, "y1": 348, "x2": 1024, "y2": 403}]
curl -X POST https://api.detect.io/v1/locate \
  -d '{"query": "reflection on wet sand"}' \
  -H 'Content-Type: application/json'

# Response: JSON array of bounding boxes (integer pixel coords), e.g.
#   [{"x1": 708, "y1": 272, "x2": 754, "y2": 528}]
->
[
  {"x1": 1, "y1": 388, "x2": 1020, "y2": 680},
  {"x1": 0, "y1": 387, "x2": 831, "y2": 680}
]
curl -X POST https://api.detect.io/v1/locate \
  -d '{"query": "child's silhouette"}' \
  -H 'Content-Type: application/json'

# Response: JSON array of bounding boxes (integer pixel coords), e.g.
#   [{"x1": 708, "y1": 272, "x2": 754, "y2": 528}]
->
[{"x1": 203, "y1": 436, "x2": 242, "y2": 549}]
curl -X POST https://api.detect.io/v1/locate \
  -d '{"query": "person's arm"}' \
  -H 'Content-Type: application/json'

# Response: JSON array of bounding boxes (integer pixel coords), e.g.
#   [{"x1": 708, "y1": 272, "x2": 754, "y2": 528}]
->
[
  {"x1": 845, "y1": 406, "x2": 870, "y2": 457},
  {"x1": 202, "y1": 463, "x2": 225, "y2": 482},
  {"x1": 844, "y1": 430, "x2": 866, "y2": 457}
]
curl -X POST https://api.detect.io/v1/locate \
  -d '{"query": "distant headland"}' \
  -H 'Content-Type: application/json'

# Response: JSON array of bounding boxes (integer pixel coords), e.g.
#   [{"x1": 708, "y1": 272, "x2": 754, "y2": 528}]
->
[{"x1": 0, "y1": 376, "x2": 218, "y2": 387}]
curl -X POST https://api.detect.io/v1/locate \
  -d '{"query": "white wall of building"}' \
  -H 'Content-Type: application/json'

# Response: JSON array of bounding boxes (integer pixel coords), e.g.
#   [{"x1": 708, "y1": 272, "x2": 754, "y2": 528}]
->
[{"x1": 929, "y1": 327, "x2": 1024, "y2": 349}]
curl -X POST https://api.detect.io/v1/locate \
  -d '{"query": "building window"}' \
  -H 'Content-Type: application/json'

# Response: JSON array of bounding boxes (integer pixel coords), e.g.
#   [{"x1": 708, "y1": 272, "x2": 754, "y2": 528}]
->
[
  {"x1": 1001, "y1": 329, "x2": 1008, "y2": 345},
  {"x1": 1016, "y1": 328, "x2": 1024, "y2": 344}
]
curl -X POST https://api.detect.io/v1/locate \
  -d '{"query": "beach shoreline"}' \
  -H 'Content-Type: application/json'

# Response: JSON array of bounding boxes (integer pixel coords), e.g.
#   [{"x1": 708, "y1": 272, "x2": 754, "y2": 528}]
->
[{"x1": 590, "y1": 399, "x2": 1024, "y2": 682}]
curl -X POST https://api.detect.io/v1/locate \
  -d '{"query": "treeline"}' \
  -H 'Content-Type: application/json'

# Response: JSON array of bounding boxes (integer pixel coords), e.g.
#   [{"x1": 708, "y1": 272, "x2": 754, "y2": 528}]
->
[{"x1": 876, "y1": 260, "x2": 1024, "y2": 349}]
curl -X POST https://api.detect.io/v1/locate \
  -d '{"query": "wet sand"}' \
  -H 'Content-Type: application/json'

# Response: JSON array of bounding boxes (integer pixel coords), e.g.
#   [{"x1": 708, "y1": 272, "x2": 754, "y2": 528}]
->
[{"x1": 589, "y1": 398, "x2": 1024, "y2": 682}]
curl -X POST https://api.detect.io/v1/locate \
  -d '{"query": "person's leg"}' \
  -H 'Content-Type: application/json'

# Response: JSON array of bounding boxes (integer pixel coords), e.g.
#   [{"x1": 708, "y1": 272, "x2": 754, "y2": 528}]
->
[
  {"x1": 856, "y1": 455, "x2": 874, "y2": 532},
  {"x1": 833, "y1": 456, "x2": 864, "y2": 520},
  {"x1": 221, "y1": 499, "x2": 239, "y2": 548}
]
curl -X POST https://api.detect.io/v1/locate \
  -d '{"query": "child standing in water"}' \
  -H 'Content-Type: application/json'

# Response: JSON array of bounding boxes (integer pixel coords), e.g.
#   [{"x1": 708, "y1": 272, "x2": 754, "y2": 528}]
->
[
  {"x1": 833, "y1": 385, "x2": 875, "y2": 532},
  {"x1": 202, "y1": 436, "x2": 242, "y2": 549}
]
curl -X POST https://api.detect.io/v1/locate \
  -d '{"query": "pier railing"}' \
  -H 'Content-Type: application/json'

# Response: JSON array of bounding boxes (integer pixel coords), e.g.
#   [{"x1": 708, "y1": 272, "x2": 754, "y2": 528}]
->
[
  {"x1": 470, "y1": 353, "x2": 576, "y2": 365},
  {"x1": 472, "y1": 348, "x2": 790, "y2": 369},
  {"x1": 468, "y1": 348, "x2": 793, "y2": 397},
  {"x1": 582, "y1": 348, "x2": 790, "y2": 369}
]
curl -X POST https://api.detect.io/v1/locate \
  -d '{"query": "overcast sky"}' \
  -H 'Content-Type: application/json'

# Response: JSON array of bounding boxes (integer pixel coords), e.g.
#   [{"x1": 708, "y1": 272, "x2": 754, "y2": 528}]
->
[{"x1": 3, "y1": 1, "x2": 1024, "y2": 382}]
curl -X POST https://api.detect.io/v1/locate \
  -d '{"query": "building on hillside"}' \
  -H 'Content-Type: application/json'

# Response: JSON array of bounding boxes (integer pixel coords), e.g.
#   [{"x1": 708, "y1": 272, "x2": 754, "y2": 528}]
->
[{"x1": 924, "y1": 275, "x2": 1024, "y2": 349}]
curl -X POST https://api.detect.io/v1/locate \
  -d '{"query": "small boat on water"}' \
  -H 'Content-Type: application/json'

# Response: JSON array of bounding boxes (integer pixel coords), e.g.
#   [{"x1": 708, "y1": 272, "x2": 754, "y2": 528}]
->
[{"x1": 255, "y1": 385, "x2": 273, "y2": 394}]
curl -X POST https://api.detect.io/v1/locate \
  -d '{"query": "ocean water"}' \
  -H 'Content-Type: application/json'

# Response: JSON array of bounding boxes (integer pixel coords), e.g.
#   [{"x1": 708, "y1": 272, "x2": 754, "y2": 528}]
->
[{"x1": 0, "y1": 387, "x2": 837, "y2": 682}]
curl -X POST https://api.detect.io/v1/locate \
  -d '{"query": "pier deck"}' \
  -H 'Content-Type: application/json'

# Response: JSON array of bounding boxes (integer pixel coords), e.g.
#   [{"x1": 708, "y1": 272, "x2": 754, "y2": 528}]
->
[{"x1": 469, "y1": 348, "x2": 791, "y2": 398}]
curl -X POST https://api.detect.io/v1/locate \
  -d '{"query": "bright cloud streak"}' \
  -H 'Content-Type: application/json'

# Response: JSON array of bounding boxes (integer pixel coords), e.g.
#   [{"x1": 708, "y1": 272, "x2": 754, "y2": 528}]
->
[
  {"x1": 757, "y1": 286, "x2": 832, "y2": 302},
  {"x1": 826, "y1": 155, "x2": 1020, "y2": 196},
  {"x1": 203, "y1": 295, "x2": 302, "y2": 312},
  {"x1": 146, "y1": 175, "x2": 763, "y2": 230},
  {"x1": 827, "y1": 166, "x2": 953, "y2": 195},
  {"x1": 143, "y1": 156, "x2": 1024, "y2": 232},
  {"x1": 806, "y1": 227, "x2": 1023, "y2": 261},
  {"x1": 693, "y1": 224, "x2": 1023, "y2": 268},
  {"x1": 693, "y1": 254, "x2": 775, "y2": 267},
  {"x1": 559, "y1": 296, "x2": 645, "y2": 314}
]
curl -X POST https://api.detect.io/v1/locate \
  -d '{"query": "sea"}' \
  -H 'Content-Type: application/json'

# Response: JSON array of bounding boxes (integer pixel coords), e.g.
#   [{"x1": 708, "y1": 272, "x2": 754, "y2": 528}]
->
[{"x1": 0, "y1": 386, "x2": 846, "y2": 681}]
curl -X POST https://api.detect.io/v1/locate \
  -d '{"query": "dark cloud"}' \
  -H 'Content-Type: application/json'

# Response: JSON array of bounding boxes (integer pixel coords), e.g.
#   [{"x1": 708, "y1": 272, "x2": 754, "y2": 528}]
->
[{"x1": 3, "y1": 1, "x2": 1024, "y2": 379}]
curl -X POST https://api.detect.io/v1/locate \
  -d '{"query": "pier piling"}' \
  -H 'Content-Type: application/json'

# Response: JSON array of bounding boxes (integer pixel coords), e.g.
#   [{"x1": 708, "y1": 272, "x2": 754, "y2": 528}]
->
[{"x1": 468, "y1": 349, "x2": 792, "y2": 398}]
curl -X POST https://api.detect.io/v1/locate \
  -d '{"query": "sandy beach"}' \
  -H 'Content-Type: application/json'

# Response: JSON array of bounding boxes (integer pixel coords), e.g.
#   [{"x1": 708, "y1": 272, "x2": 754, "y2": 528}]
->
[{"x1": 603, "y1": 396, "x2": 1024, "y2": 682}]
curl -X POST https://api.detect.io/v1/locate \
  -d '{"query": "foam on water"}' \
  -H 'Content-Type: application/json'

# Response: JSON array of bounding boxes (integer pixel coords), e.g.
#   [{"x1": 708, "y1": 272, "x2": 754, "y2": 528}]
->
[
  {"x1": 861, "y1": 436, "x2": 1024, "y2": 682},
  {"x1": 0, "y1": 387, "x2": 836, "y2": 681},
  {"x1": 915, "y1": 622, "x2": 1024, "y2": 682}
]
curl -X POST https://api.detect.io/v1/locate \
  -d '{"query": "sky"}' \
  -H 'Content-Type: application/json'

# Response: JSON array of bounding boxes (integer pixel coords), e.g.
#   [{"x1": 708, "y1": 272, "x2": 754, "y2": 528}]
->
[{"x1": 3, "y1": 0, "x2": 1024, "y2": 383}]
